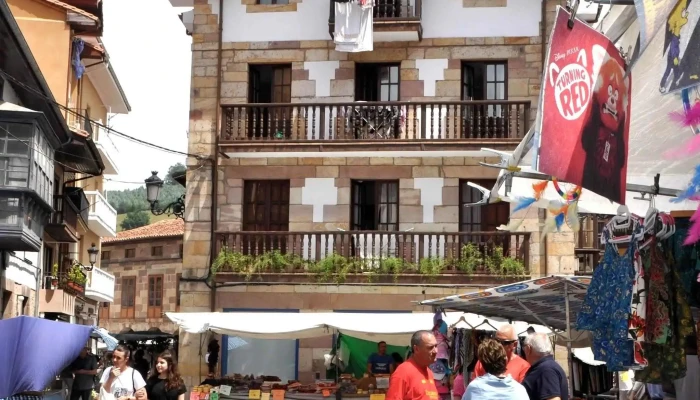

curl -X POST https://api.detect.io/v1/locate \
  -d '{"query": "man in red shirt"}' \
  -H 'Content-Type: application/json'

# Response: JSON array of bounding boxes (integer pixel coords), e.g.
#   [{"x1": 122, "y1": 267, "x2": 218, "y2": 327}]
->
[
  {"x1": 386, "y1": 330, "x2": 439, "y2": 400},
  {"x1": 473, "y1": 325, "x2": 530, "y2": 382}
]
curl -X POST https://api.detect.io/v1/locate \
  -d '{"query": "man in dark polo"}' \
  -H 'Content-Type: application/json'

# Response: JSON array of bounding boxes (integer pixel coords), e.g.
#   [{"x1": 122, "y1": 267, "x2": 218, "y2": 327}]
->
[{"x1": 522, "y1": 333, "x2": 568, "y2": 400}]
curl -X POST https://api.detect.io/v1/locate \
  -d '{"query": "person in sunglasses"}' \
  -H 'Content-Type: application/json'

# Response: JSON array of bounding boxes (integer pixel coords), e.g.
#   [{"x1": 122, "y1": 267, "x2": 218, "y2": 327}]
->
[{"x1": 472, "y1": 325, "x2": 530, "y2": 383}]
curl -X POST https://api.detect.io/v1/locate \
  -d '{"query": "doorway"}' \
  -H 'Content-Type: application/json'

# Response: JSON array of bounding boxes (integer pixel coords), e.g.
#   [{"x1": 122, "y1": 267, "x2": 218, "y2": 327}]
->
[{"x1": 248, "y1": 64, "x2": 292, "y2": 138}]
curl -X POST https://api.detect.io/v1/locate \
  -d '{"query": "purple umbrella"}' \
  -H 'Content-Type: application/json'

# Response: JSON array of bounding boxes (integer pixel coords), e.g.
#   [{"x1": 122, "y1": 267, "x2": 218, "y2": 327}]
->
[{"x1": 0, "y1": 316, "x2": 92, "y2": 398}]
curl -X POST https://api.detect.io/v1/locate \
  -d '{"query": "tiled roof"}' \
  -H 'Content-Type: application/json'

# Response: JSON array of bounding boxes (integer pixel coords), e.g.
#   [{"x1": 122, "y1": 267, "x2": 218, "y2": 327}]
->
[{"x1": 103, "y1": 219, "x2": 184, "y2": 243}]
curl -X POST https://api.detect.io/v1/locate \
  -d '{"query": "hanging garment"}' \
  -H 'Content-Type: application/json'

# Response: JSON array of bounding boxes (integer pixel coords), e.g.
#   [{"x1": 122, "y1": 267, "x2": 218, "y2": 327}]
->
[
  {"x1": 635, "y1": 264, "x2": 695, "y2": 383},
  {"x1": 576, "y1": 232, "x2": 640, "y2": 371},
  {"x1": 673, "y1": 226, "x2": 700, "y2": 308},
  {"x1": 462, "y1": 330, "x2": 475, "y2": 373},
  {"x1": 644, "y1": 244, "x2": 671, "y2": 344},
  {"x1": 627, "y1": 242, "x2": 648, "y2": 366},
  {"x1": 334, "y1": 1, "x2": 373, "y2": 53}
]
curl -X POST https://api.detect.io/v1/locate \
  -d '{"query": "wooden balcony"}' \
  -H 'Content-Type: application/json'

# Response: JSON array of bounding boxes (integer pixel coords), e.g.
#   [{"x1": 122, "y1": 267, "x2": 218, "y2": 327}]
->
[
  {"x1": 220, "y1": 100, "x2": 530, "y2": 153},
  {"x1": 213, "y1": 231, "x2": 531, "y2": 284},
  {"x1": 44, "y1": 187, "x2": 89, "y2": 243},
  {"x1": 328, "y1": 0, "x2": 423, "y2": 42}
]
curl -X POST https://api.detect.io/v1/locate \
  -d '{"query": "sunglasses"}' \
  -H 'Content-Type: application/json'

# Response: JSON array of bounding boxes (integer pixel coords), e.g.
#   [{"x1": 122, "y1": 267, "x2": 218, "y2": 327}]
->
[{"x1": 497, "y1": 339, "x2": 517, "y2": 345}]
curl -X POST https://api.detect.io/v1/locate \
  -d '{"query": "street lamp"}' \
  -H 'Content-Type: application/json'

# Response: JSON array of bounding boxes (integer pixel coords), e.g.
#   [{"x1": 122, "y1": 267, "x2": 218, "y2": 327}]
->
[
  {"x1": 144, "y1": 171, "x2": 185, "y2": 219},
  {"x1": 86, "y1": 243, "x2": 99, "y2": 270}
]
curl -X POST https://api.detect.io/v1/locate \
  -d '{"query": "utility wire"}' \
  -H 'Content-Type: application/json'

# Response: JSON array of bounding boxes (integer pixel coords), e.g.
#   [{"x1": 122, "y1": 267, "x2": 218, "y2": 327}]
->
[{"x1": 0, "y1": 68, "x2": 208, "y2": 160}]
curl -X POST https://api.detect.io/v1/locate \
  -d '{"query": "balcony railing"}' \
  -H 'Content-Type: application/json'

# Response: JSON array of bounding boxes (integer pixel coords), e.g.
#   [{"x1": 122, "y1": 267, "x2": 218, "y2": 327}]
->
[
  {"x1": 329, "y1": 0, "x2": 422, "y2": 22},
  {"x1": 85, "y1": 266, "x2": 116, "y2": 303},
  {"x1": 84, "y1": 190, "x2": 118, "y2": 237},
  {"x1": 221, "y1": 101, "x2": 530, "y2": 143},
  {"x1": 328, "y1": 0, "x2": 423, "y2": 40},
  {"x1": 66, "y1": 108, "x2": 94, "y2": 135},
  {"x1": 214, "y1": 231, "x2": 530, "y2": 282}
]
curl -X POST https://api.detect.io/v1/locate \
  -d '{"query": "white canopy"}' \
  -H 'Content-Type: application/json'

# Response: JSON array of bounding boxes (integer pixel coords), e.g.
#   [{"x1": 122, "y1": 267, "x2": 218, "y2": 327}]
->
[{"x1": 166, "y1": 311, "x2": 550, "y2": 346}]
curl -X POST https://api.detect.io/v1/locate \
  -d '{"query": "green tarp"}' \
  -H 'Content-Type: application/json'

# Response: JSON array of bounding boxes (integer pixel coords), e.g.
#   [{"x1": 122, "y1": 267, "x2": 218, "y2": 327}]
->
[{"x1": 335, "y1": 334, "x2": 410, "y2": 378}]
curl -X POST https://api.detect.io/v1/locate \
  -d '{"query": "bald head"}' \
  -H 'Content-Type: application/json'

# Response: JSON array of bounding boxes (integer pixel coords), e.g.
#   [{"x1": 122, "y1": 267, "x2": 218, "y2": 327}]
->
[{"x1": 495, "y1": 325, "x2": 517, "y2": 341}]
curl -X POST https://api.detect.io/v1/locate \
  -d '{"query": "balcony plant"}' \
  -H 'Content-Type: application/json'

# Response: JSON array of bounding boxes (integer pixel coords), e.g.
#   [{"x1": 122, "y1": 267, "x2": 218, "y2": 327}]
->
[
  {"x1": 484, "y1": 245, "x2": 526, "y2": 277},
  {"x1": 64, "y1": 264, "x2": 87, "y2": 293},
  {"x1": 50, "y1": 263, "x2": 59, "y2": 286},
  {"x1": 457, "y1": 243, "x2": 482, "y2": 274}
]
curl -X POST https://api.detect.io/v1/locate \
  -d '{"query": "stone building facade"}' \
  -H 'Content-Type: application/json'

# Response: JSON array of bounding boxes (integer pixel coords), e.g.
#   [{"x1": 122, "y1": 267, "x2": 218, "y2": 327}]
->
[
  {"x1": 99, "y1": 220, "x2": 184, "y2": 335},
  {"x1": 173, "y1": 0, "x2": 577, "y2": 387}
]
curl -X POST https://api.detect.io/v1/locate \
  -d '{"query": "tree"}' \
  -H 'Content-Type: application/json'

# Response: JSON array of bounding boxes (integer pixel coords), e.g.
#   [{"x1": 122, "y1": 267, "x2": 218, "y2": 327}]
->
[
  {"x1": 121, "y1": 210, "x2": 150, "y2": 231},
  {"x1": 165, "y1": 163, "x2": 186, "y2": 186}
]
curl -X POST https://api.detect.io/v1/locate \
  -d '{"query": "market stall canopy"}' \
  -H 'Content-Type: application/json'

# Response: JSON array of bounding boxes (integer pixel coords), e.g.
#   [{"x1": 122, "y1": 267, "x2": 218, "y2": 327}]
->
[
  {"x1": 166, "y1": 311, "x2": 551, "y2": 346},
  {"x1": 0, "y1": 316, "x2": 92, "y2": 398},
  {"x1": 420, "y1": 276, "x2": 590, "y2": 333},
  {"x1": 90, "y1": 327, "x2": 118, "y2": 350},
  {"x1": 113, "y1": 327, "x2": 176, "y2": 342}
]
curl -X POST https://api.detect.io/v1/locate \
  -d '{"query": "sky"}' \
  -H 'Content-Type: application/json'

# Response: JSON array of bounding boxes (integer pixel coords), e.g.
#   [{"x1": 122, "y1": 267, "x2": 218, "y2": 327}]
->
[{"x1": 101, "y1": 0, "x2": 192, "y2": 191}]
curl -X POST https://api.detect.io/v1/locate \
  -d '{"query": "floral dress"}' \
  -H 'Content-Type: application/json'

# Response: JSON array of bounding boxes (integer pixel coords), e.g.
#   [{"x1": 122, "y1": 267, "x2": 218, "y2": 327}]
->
[{"x1": 577, "y1": 230, "x2": 646, "y2": 370}]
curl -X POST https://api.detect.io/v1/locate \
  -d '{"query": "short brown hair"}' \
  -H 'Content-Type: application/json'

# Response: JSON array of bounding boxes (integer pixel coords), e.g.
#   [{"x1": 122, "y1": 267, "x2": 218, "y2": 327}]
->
[{"x1": 477, "y1": 339, "x2": 507, "y2": 376}]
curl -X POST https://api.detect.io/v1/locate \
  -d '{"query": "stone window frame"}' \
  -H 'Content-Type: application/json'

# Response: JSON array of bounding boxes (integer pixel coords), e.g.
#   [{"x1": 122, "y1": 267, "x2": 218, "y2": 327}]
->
[
  {"x1": 243, "y1": 0, "x2": 300, "y2": 13},
  {"x1": 147, "y1": 274, "x2": 164, "y2": 318},
  {"x1": 120, "y1": 276, "x2": 136, "y2": 318}
]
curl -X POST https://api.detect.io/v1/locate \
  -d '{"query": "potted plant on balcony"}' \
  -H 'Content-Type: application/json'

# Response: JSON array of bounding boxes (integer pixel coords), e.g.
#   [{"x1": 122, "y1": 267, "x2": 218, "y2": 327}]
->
[
  {"x1": 66, "y1": 264, "x2": 87, "y2": 293},
  {"x1": 51, "y1": 263, "x2": 59, "y2": 286}
]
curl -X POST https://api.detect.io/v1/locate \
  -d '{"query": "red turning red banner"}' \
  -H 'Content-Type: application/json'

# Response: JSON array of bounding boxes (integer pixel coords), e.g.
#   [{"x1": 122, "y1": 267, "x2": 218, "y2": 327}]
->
[{"x1": 537, "y1": 7, "x2": 632, "y2": 204}]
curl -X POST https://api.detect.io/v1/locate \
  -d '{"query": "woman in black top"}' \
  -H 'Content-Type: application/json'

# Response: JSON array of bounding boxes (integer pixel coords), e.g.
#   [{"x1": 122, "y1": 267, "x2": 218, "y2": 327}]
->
[{"x1": 146, "y1": 351, "x2": 187, "y2": 400}]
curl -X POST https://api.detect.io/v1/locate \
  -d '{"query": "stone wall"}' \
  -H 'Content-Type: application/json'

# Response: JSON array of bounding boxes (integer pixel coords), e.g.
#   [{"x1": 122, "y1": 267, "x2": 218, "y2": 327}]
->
[
  {"x1": 217, "y1": 155, "x2": 500, "y2": 232},
  {"x1": 100, "y1": 237, "x2": 183, "y2": 334}
]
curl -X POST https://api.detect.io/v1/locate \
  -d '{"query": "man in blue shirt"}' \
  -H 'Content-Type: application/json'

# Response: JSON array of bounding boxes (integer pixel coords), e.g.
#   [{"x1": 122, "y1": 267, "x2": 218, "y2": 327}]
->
[
  {"x1": 367, "y1": 341, "x2": 395, "y2": 375},
  {"x1": 522, "y1": 333, "x2": 569, "y2": 400}
]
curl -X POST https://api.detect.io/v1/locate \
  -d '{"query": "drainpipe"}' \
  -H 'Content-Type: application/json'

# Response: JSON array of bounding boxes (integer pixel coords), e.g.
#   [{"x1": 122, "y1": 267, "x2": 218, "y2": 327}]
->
[{"x1": 540, "y1": 0, "x2": 547, "y2": 66}]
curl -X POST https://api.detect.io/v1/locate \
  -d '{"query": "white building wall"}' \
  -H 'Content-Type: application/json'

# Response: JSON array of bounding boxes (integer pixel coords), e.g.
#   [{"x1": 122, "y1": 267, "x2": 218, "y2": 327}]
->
[{"x1": 219, "y1": 0, "x2": 541, "y2": 43}]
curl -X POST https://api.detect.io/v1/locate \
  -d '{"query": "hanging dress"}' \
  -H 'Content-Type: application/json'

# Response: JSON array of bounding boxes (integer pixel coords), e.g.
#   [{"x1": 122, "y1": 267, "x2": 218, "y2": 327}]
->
[{"x1": 576, "y1": 229, "x2": 645, "y2": 370}]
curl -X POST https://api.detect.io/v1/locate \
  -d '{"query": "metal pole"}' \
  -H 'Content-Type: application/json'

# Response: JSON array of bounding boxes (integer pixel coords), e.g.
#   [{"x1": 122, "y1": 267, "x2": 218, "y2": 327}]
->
[{"x1": 564, "y1": 283, "x2": 574, "y2": 398}]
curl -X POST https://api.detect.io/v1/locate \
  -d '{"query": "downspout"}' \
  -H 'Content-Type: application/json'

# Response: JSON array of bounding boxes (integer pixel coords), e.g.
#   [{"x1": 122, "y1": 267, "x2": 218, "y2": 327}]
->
[
  {"x1": 210, "y1": 0, "x2": 224, "y2": 314},
  {"x1": 540, "y1": 0, "x2": 547, "y2": 67}
]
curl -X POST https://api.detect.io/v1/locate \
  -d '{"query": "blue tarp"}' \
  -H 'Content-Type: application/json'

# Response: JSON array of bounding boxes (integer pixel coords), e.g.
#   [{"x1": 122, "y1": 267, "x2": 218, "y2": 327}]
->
[{"x1": 0, "y1": 316, "x2": 92, "y2": 398}]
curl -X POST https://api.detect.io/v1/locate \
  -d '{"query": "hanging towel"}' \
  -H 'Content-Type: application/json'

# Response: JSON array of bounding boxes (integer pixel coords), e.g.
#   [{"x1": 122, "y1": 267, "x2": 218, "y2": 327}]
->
[
  {"x1": 334, "y1": 1, "x2": 373, "y2": 53},
  {"x1": 71, "y1": 38, "x2": 85, "y2": 79}
]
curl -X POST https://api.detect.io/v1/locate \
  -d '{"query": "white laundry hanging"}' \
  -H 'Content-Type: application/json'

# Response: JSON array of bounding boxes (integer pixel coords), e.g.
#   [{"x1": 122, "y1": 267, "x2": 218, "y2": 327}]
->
[{"x1": 334, "y1": 1, "x2": 373, "y2": 53}]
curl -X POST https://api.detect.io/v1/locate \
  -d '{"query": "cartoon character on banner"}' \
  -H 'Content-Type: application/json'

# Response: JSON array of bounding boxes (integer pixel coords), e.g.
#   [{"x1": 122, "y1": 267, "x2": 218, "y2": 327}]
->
[
  {"x1": 579, "y1": 45, "x2": 630, "y2": 203},
  {"x1": 660, "y1": 0, "x2": 689, "y2": 94}
]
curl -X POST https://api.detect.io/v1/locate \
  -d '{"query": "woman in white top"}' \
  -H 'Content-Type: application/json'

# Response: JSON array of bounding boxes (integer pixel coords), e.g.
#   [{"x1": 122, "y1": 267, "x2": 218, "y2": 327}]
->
[{"x1": 100, "y1": 345, "x2": 148, "y2": 400}]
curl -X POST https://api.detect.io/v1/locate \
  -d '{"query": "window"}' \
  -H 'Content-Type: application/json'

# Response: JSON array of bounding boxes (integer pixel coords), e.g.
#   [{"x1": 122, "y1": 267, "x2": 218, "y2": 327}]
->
[
  {"x1": 462, "y1": 62, "x2": 507, "y2": 101},
  {"x1": 248, "y1": 65, "x2": 292, "y2": 138},
  {"x1": 179, "y1": 244, "x2": 184, "y2": 258},
  {"x1": 243, "y1": 180, "x2": 290, "y2": 231},
  {"x1": 459, "y1": 180, "x2": 509, "y2": 232},
  {"x1": 355, "y1": 64, "x2": 400, "y2": 101},
  {"x1": 0, "y1": 122, "x2": 54, "y2": 205},
  {"x1": 351, "y1": 180, "x2": 399, "y2": 231},
  {"x1": 42, "y1": 245, "x2": 54, "y2": 277},
  {"x1": 101, "y1": 251, "x2": 110, "y2": 261},
  {"x1": 100, "y1": 302, "x2": 110, "y2": 320},
  {"x1": 151, "y1": 246, "x2": 163, "y2": 257},
  {"x1": 574, "y1": 214, "x2": 608, "y2": 274},
  {"x1": 125, "y1": 248, "x2": 135, "y2": 258},
  {"x1": 120, "y1": 277, "x2": 136, "y2": 318},
  {"x1": 147, "y1": 275, "x2": 163, "y2": 318}
]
